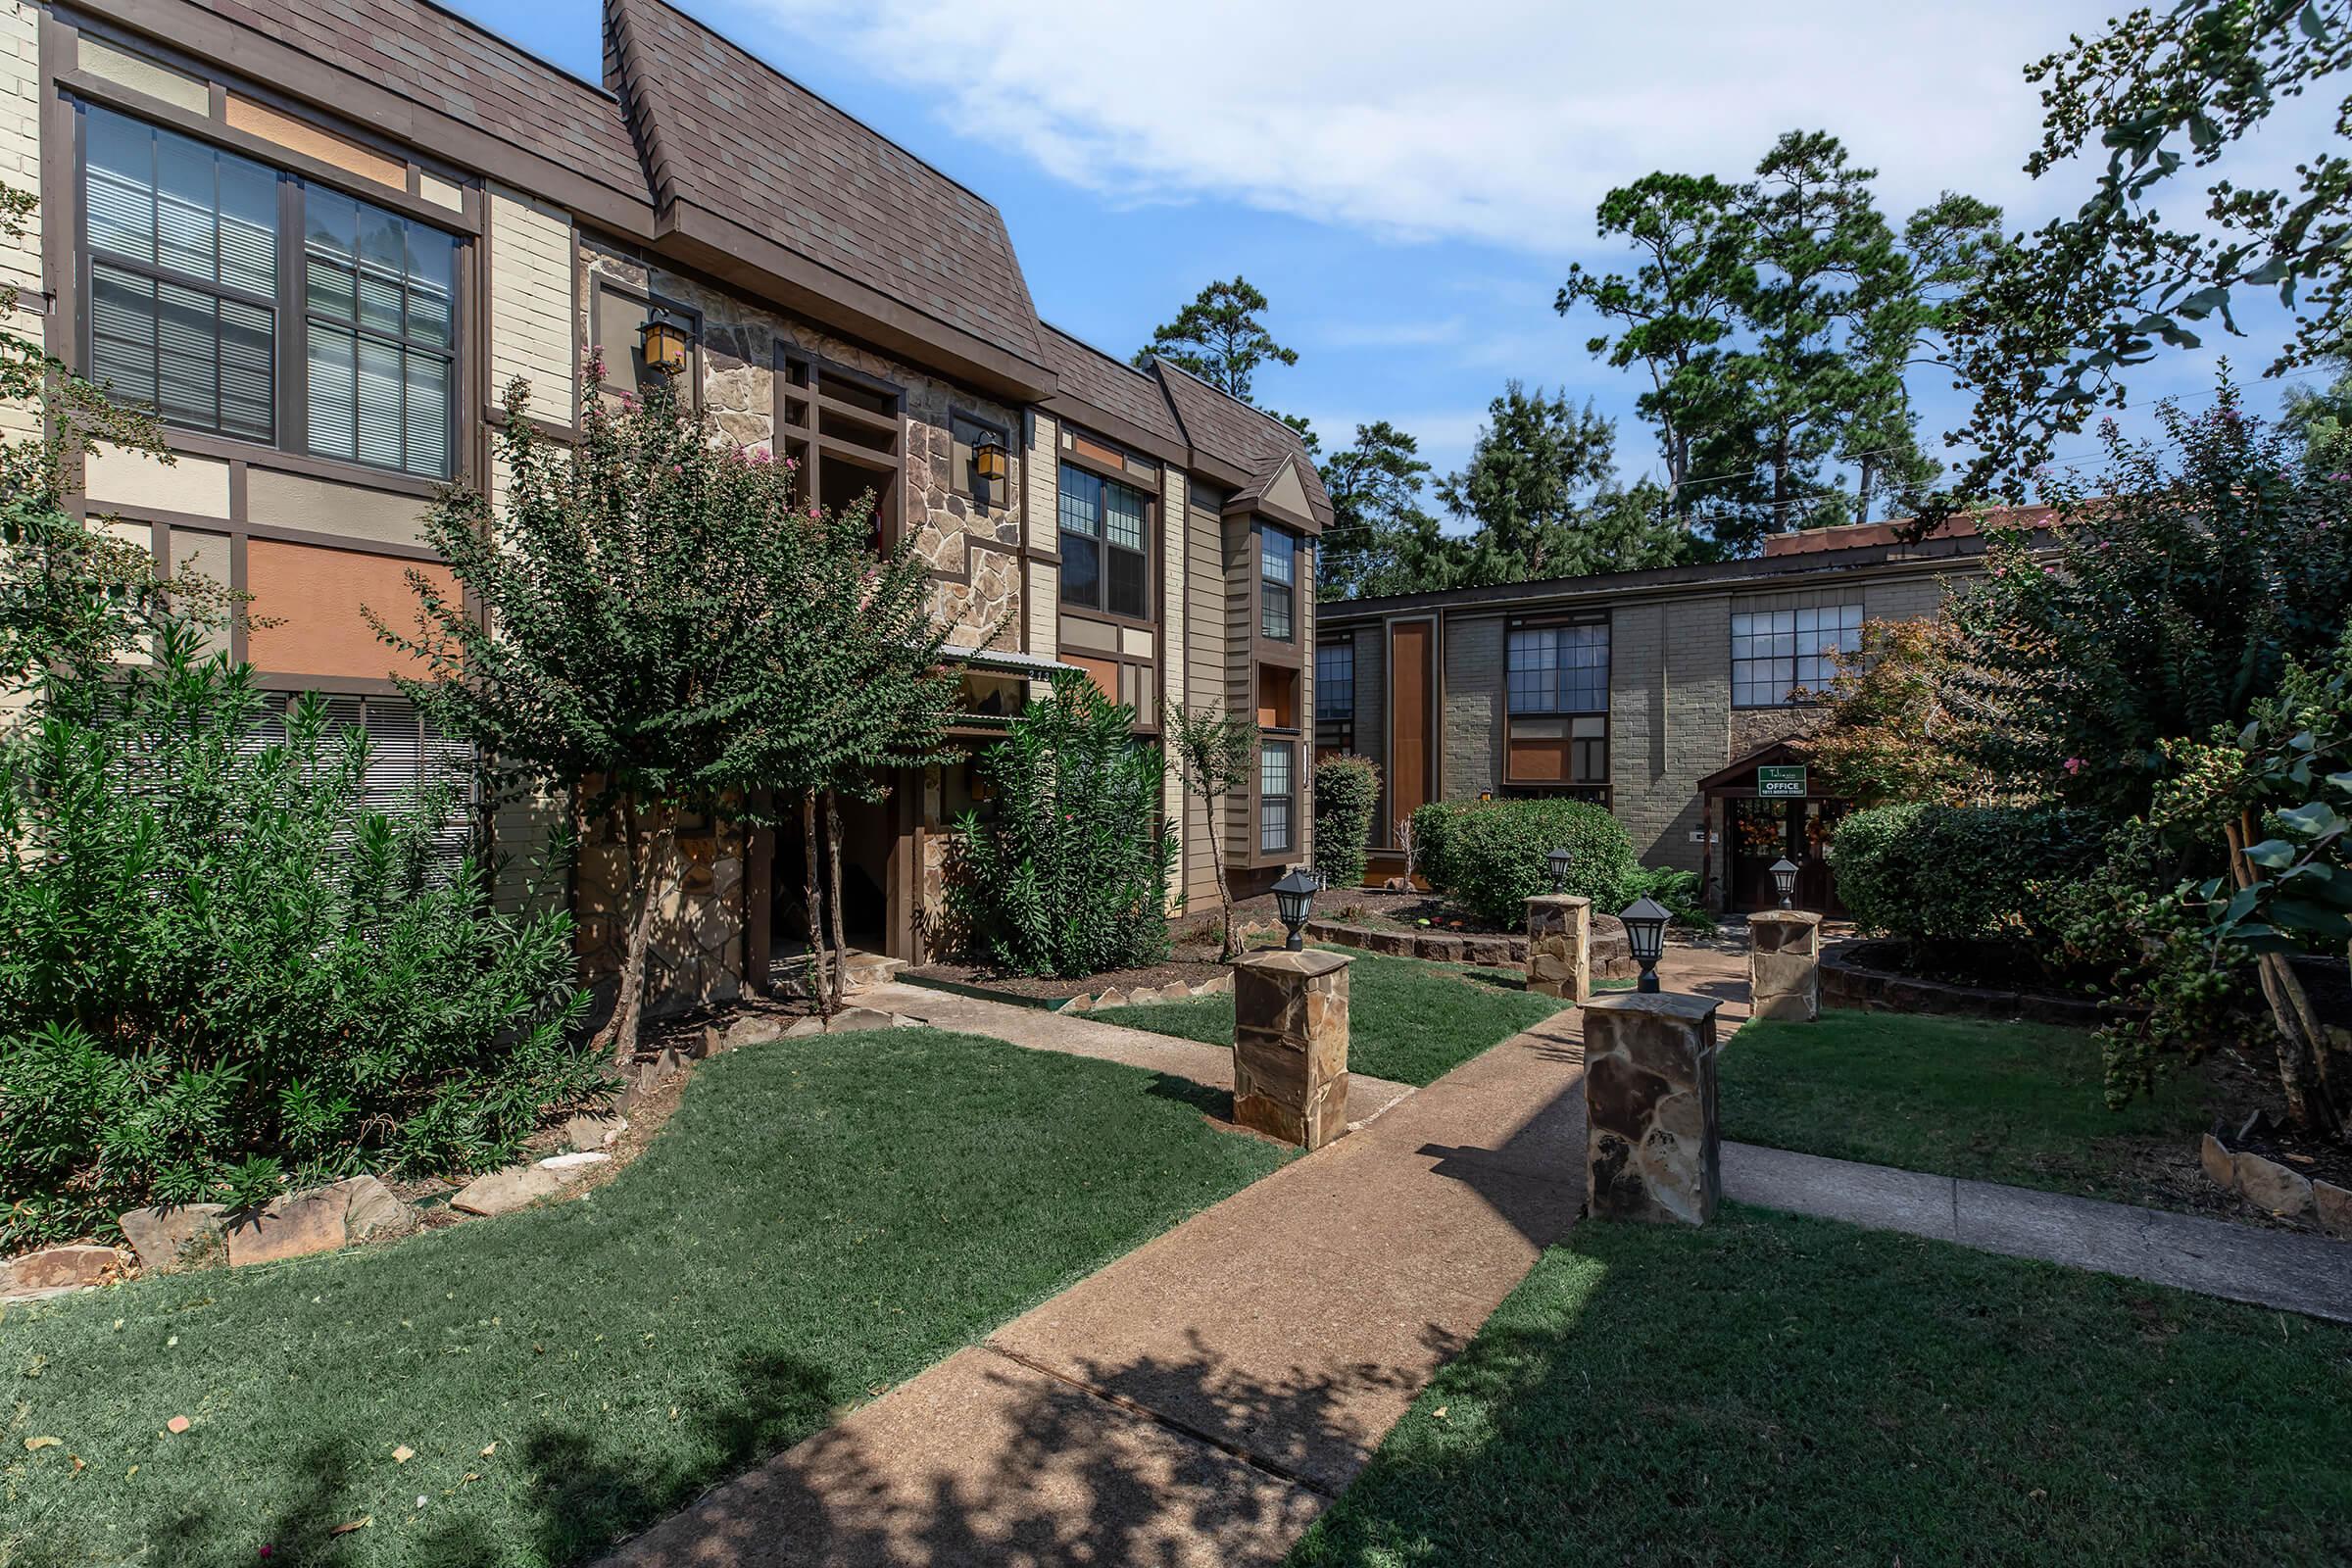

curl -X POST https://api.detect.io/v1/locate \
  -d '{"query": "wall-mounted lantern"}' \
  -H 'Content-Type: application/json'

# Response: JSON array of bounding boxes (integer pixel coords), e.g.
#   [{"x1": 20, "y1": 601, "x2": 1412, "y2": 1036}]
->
[
  {"x1": 637, "y1": 307, "x2": 694, "y2": 379},
  {"x1": 974, "y1": 432, "x2": 1009, "y2": 485}
]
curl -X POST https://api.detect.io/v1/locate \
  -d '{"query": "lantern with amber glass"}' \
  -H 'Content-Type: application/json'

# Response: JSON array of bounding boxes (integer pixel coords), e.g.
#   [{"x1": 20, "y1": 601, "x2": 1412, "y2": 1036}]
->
[{"x1": 637, "y1": 308, "x2": 693, "y2": 379}]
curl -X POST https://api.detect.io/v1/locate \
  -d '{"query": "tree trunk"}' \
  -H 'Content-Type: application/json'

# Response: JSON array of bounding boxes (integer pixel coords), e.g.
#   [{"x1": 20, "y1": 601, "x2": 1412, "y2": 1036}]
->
[
  {"x1": 602, "y1": 796, "x2": 672, "y2": 1071},
  {"x1": 825, "y1": 788, "x2": 851, "y2": 1010},
  {"x1": 1205, "y1": 789, "x2": 1239, "y2": 962},
  {"x1": 801, "y1": 790, "x2": 834, "y2": 1016},
  {"x1": 2227, "y1": 814, "x2": 2345, "y2": 1138},
  {"x1": 1854, "y1": 459, "x2": 1876, "y2": 525}
]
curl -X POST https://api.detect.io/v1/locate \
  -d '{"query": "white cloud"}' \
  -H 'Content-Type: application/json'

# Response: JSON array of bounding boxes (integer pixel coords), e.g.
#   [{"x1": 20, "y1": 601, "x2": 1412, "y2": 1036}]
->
[{"x1": 737, "y1": 0, "x2": 2121, "y2": 253}]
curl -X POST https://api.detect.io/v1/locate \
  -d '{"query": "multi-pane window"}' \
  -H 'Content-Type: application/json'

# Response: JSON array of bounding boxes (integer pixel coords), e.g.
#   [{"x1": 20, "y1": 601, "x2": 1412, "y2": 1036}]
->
[
  {"x1": 79, "y1": 103, "x2": 460, "y2": 478},
  {"x1": 1732, "y1": 602, "x2": 1862, "y2": 708},
  {"x1": 303, "y1": 188, "x2": 457, "y2": 476},
  {"x1": 1259, "y1": 525, "x2": 1296, "y2": 641},
  {"x1": 84, "y1": 106, "x2": 277, "y2": 442},
  {"x1": 1260, "y1": 739, "x2": 1295, "y2": 854},
  {"x1": 1507, "y1": 623, "x2": 1608, "y2": 713},
  {"x1": 1315, "y1": 638, "x2": 1354, "y2": 720},
  {"x1": 1058, "y1": 462, "x2": 1150, "y2": 618}
]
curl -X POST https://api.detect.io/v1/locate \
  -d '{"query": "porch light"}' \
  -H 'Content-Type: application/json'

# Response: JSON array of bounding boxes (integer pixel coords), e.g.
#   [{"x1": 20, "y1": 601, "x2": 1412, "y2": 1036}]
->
[
  {"x1": 1620, "y1": 896, "x2": 1670, "y2": 994},
  {"x1": 1546, "y1": 846, "x2": 1573, "y2": 895},
  {"x1": 1770, "y1": 857, "x2": 1799, "y2": 910},
  {"x1": 1273, "y1": 867, "x2": 1319, "y2": 952},
  {"x1": 974, "y1": 432, "x2": 1009, "y2": 484},
  {"x1": 637, "y1": 308, "x2": 693, "y2": 378}
]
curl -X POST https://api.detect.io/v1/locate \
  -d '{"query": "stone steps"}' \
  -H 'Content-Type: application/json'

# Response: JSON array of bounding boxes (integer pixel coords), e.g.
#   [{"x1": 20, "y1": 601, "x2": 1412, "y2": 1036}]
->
[{"x1": 767, "y1": 949, "x2": 906, "y2": 999}]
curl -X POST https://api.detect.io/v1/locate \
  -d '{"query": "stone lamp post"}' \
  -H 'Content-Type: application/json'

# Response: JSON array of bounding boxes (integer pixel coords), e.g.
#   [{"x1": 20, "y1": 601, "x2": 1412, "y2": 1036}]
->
[
  {"x1": 1230, "y1": 948, "x2": 1352, "y2": 1150},
  {"x1": 1748, "y1": 908, "x2": 1824, "y2": 1021},
  {"x1": 1584, "y1": 990, "x2": 1724, "y2": 1224},
  {"x1": 1525, "y1": 892, "x2": 1592, "y2": 1002}
]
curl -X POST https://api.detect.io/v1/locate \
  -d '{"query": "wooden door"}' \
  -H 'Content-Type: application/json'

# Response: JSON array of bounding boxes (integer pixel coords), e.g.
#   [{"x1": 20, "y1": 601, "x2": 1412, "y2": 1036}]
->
[{"x1": 1391, "y1": 620, "x2": 1435, "y2": 829}]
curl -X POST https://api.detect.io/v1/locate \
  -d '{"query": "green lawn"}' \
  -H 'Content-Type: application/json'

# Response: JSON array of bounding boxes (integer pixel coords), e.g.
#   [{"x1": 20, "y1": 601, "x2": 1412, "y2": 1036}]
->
[
  {"x1": 1293, "y1": 1205, "x2": 2352, "y2": 1567},
  {"x1": 0, "y1": 1029, "x2": 1289, "y2": 1568},
  {"x1": 1719, "y1": 1007, "x2": 2213, "y2": 1204},
  {"x1": 1097, "y1": 949, "x2": 1566, "y2": 1086}
]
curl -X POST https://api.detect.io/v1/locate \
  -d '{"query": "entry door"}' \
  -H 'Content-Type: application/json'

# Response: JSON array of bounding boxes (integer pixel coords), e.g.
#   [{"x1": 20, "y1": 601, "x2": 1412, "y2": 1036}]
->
[{"x1": 1728, "y1": 798, "x2": 1847, "y2": 914}]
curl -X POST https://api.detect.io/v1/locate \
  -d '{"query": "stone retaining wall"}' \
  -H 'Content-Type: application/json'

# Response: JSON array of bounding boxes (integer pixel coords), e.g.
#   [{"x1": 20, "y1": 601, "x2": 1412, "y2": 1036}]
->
[
  {"x1": 1308, "y1": 917, "x2": 1640, "y2": 981},
  {"x1": 1820, "y1": 939, "x2": 2125, "y2": 1028}
]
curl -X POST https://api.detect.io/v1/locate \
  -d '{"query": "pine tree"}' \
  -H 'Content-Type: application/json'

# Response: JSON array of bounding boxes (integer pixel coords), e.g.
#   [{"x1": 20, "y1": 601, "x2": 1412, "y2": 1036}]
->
[{"x1": 1135, "y1": 277, "x2": 1298, "y2": 403}]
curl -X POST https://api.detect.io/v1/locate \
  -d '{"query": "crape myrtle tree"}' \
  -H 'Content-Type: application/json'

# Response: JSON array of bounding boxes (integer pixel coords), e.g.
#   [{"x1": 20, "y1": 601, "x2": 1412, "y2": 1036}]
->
[
  {"x1": 381, "y1": 361, "x2": 960, "y2": 1061},
  {"x1": 1167, "y1": 704, "x2": 1258, "y2": 960}
]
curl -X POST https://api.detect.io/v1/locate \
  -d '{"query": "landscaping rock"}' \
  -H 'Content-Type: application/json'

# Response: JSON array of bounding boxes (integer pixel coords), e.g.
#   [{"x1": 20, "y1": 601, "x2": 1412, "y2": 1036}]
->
[
  {"x1": 825, "y1": 1006, "x2": 898, "y2": 1032},
  {"x1": 726, "y1": 1013, "x2": 788, "y2": 1049},
  {"x1": 1193, "y1": 974, "x2": 1234, "y2": 996},
  {"x1": 694, "y1": 1025, "x2": 721, "y2": 1060},
  {"x1": 538, "y1": 1152, "x2": 611, "y2": 1170},
  {"x1": 225, "y1": 1176, "x2": 408, "y2": 1267},
  {"x1": 782, "y1": 1015, "x2": 825, "y2": 1039},
  {"x1": 117, "y1": 1203, "x2": 228, "y2": 1273},
  {"x1": 2232, "y1": 1152, "x2": 2314, "y2": 1218},
  {"x1": 1060, "y1": 993, "x2": 1093, "y2": 1012},
  {"x1": 3, "y1": 1244, "x2": 121, "y2": 1298},
  {"x1": 2199, "y1": 1133, "x2": 2237, "y2": 1193},
  {"x1": 564, "y1": 1113, "x2": 628, "y2": 1151},
  {"x1": 1092, "y1": 988, "x2": 1128, "y2": 1009},
  {"x1": 340, "y1": 1178, "x2": 415, "y2": 1245},
  {"x1": 2315, "y1": 1181, "x2": 2352, "y2": 1241},
  {"x1": 451, "y1": 1159, "x2": 599, "y2": 1217}
]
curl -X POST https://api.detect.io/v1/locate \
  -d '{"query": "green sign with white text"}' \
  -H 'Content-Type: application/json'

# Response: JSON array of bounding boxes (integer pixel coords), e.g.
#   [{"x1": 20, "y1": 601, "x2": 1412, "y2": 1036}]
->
[{"x1": 1756, "y1": 764, "x2": 1807, "y2": 799}]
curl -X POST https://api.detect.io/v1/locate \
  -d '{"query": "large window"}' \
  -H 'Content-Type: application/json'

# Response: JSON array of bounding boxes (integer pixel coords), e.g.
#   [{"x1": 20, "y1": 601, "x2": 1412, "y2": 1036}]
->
[
  {"x1": 1732, "y1": 602, "x2": 1862, "y2": 708},
  {"x1": 1507, "y1": 622, "x2": 1607, "y2": 713},
  {"x1": 777, "y1": 352, "x2": 903, "y2": 547},
  {"x1": 1260, "y1": 738, "x2": 1295, "y2": 855},
  {"x1": 1259, "y1": 525, "x2": 1297, "y2": 641},
  {"x1": 80, "y1": 103, "x2": 460, "y2": 477},
  {"x1": 84, "y1": 106, "x2": 277, "y2": 443},
  {"x1": 1315, "y1": 637, "x2": 1354, "y2": 720},
  {"x1": 1058, "y1": 462, "x2": 1150, "y2": 618},
  {"x1": 302, "y1": 188, "x2": 456, "y2": 476}
]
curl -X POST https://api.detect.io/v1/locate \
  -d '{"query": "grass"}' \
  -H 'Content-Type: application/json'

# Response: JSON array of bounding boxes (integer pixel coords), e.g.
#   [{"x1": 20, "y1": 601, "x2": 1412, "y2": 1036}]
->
[
  {"x1": 1719, "y1": 1007, "x2": 2214, "y2": 1204},
  {"x1": 1096, "y1": 948, "x2": 1566, "y2": 1086},
  {"x1": 0, "y1": 1029, "x2": 1289, "y2": 1568},
  {"x1": 1292, "y1": 1204, "x2": 2352, "y2": 1567}
]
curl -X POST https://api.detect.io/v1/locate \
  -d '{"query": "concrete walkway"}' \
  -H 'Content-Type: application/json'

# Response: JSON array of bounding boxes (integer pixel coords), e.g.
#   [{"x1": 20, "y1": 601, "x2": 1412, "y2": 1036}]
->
[
  {"x1": 602, "y1": 940, "x2": 2347, "y2": 1567},
  {"x1": 1725, "y1": 1141, "x2": 2352, "y2": 1323}
]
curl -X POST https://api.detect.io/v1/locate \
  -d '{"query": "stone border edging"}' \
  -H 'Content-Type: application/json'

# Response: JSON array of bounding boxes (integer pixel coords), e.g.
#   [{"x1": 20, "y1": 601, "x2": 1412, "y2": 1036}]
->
[
  {"x1": 1306, "y1": 918, "x2": 1524, "y2": 966},
  {"x1": 895, "y1": 970, "x2": 1237, "y2": 1015},
  {"x1": 2201, "y1": 1125, "x2": 2350, "y2": 1239},
  {"x1": 1819, "y1": 937, "x2": 2131, "y2": 1028}
]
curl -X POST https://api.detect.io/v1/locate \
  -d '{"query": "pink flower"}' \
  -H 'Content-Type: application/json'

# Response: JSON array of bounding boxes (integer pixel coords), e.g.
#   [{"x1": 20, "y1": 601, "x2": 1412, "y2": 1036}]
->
[{"x1": 2063, "y1": 757, "x2": 2082, "y2": 775}]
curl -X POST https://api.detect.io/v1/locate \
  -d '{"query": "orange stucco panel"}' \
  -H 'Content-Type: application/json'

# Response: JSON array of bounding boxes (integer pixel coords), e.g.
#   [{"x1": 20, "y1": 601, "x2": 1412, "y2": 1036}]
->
[{"x1": 244, "y1": 539, "x2": 455, "y2": 682}]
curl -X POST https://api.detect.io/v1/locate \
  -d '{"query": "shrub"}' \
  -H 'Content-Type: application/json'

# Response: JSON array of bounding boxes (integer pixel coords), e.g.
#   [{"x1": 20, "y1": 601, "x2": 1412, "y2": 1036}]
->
[
  {"x1": 1408, "y1": 797, "x2": 1637, "y2": 928},
  {"x1": 947, "y1": 672, "x2": 1178, "y2": 978},
  {"x1": 1313, "y1": 755, "x2": 1382, "y2": 890},
  {"x1": 1827, "y1": 802, "x2": 2102, "y2": 951},
  {"x1": 1619, "y1": 864, "x2": 1715, "y2": 930},
  {"x1": 0, "y1": 633, "x2": 594, "y2": 1250}
]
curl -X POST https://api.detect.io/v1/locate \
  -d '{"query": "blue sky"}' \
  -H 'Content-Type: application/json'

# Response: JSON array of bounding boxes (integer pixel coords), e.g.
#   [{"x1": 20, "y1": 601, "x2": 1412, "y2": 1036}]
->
[{"x1": 463, "y1": 0, "x2": 2336, "y2": 520}]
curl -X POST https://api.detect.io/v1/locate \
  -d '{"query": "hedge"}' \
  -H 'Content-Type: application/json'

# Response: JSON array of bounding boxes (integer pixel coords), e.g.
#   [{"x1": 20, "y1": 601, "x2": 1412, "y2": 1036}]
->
[
  {"x1": 1313, "y1": 754, "x2": 1382, "y2": 889},
  {"x1": 1826, "y1": 802, "x2": 2103, "y2": 949},
  {"x1": 1409, "y1": 797, "x2": 1637, "y2": 928}
]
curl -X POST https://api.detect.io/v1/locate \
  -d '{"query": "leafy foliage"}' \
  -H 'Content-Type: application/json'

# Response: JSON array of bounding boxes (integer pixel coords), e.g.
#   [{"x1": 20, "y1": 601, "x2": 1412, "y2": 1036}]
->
[
  {"x1": 0, "y1": 628, "x2": 591, "y2": 1248},
  {"x1": 1826, "y1": 802, "x2": 2103, "y2": 954},
  {"x1": 1801, "y1": 615, "x2": 1998, "y2": 807},
  {"x1": 1939, "y1": 386, "x2": 2352, "y2": 818},
  {"x1": 1436, "y1": 383, "x2": 1697, "y2": 584},
  {"x1": 382, "y1": 364, "x2": 960, "y2": 1044},
  {"x1": 1312, "y1": 754, "x2": 1382, "y2": 891},
  {"x1": 1558, "y1": 134, "x2": 2001, "y2": 551},
  {"x1": 1134, "y1": 276, "x2": 1298, "y2": 404},
  {"x1": 1166, "y1": 705, "x2": 1256, "y2": 960},
  {"x1": 1942, "y1": 0, "x2": 2352, "y2": 502},
  {"x1": 1409, "y1": 797, "x2": 1638, "y2": 928},
  {"x1": 1618, "y1": 864, "x2": 1715, "y2": 931},
  {"x1": 948, "y1": 672, "x2": 1177, "y2": 978}
]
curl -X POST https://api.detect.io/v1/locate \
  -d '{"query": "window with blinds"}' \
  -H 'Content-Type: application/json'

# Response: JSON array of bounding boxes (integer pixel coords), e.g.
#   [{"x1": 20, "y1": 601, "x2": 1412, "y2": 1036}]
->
[
  {"x1": 1259, "y1": 525, "x2": 1297, "y2": 642},
  {"x1": 239, "y1": 693, "x2": 478, "y2": 875},
  {"x1": 1260, "y1": 738, "x2": 1295, "y2": 854},
  {"x1": 1058, "y1": 462, "x2": 1151, "y2": 619},
  {"x1": 78, "y1": 102, "x2": 461, "y2": 479}
]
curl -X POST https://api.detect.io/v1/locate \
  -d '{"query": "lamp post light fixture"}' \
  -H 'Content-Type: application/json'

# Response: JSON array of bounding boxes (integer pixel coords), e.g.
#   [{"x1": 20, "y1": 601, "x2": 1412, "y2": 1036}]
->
[
  {"x1": 1619, "y1": 896, "x2": 1671, "y2": 994},
  {"x1": 1546, "y1": 846, "x2": 1573, "y2": 895},
  {"x1": 1272, "y1": 867, "x2": 1319, "y2": 952},
  {"x1": 637, "y1": 307, "x2": 694, "y2": 379},
  {"x1": 1770, "y1": 857, "x2": 1799, "y2": 910}
]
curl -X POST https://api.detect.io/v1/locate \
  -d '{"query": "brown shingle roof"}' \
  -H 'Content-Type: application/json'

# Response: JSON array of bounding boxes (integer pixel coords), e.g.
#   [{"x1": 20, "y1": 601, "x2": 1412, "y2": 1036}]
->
[
  {"x1": 185, "y1": 0, "x2": 649, "y2": 210},
  {"x1": 604, "y1": 0, "x2": 1048, "y2": 376},
  {"x1": 1152, "y1": 361, "x2": 1333, "y2": 524},
  {"x1": 1040, "y1": 325, "x2": 1184, "y2": 449}
]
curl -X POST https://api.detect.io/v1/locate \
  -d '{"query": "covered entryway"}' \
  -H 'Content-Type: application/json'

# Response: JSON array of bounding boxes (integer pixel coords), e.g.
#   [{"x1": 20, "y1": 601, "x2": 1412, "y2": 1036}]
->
[{"x1": 1697, "y1": 741, "x2": 1850, "y2": 917}]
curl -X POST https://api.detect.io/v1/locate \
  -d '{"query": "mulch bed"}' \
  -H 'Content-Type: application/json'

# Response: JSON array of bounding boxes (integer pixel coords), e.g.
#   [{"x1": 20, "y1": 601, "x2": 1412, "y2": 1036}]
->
[{"x1": 902, "y1": 956, "x2": 1238, "y2": 1003}]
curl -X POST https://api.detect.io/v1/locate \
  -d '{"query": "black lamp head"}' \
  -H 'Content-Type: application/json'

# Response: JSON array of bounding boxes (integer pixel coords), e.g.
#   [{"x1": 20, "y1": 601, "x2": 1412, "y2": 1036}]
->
[
  {"x1": 1272, "y1": 867, "x2": 1319, "y2": 951},
  {"x1": 1619, "y1": 896, "x2": 1671, "y2": 993}
]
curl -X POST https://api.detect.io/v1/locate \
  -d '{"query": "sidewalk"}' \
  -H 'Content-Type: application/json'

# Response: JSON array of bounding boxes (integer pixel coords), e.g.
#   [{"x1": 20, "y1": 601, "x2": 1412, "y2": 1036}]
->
[{"x1": 602, "y1": 956, "x2": 1617, "y2": 1568}]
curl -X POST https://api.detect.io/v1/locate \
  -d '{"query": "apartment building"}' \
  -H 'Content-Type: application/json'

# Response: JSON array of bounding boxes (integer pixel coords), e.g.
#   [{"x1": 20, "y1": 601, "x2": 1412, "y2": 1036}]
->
[
  {"x1": 1315, "y1": 514, "x2": 2044, "y2": 915},
  {"x1": 12, "y1": 0, "x2": 1328, "y2": 1004}
]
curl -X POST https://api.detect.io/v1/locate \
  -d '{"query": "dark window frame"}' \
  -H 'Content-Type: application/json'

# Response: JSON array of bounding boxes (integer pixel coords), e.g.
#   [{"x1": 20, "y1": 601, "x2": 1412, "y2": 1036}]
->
[
  {"x1": 1258, "y1": 523, "x2": 1298, "y2": 643},
  {"x1": 1731, "y1": 601, "x2": 1863, "y2": 710},
  {"x1": 1056, "y1": 457, "x2": 1153, "y2": 622},
  {"x1": 74, "y1": 98, "x2": 464, "y2": 480},
  {"x1": 776, "y1": 347, "x2": 906, "y2": 550},
  {"x1": 1258, "y1": 735, "x2": 1297, "y2": 857},
  {"x1": 1315, "y1": 635, "x2": 1354, "y2": 721}
]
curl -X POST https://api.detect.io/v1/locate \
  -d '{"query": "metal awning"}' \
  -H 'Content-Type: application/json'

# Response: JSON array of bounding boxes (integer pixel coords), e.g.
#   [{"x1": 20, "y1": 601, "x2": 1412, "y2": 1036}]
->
[{"x1": 942, "y1": 645, "x2": 1080, "y2": 677}]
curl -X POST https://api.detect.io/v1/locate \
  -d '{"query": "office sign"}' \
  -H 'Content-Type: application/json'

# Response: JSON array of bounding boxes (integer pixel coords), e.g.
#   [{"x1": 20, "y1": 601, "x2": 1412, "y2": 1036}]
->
[{"x1": 1756, "y1": 764, "x2": 1807, "y2": 799}]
